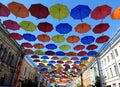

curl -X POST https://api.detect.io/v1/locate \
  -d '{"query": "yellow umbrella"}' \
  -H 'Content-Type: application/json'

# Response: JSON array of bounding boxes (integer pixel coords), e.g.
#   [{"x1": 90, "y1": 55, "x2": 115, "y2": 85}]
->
[{"x1": 52, "y1": 35, "x2": 65, "y2": 43}]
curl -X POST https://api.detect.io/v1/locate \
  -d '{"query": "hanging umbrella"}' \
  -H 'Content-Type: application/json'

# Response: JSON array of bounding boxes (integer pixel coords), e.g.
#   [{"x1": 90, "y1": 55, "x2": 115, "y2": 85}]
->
[
  {"x1": 46, "y1": 43, "x2": 57, "y2": 50},
  {"x1": 23, "y1": 33, "x2": 36, "y2": 41},
  {"x1": 9, "y1": 33, "x2": 23, "y2": 40},
  {"x1": 96, "y1": 35, "x2": 109, "y2": 43},
  {"x1": 37, "y1": 34, "x2": 50, "y2": 42},
  {"x1": 111, "y1": 7, "x2": 120, "y2": 19},
  {"x1": 49, "y1": 60, "x2": 56, "y2": 64},
  {"x1": 34, "y1": 50, "x2": 44, "y2": 55},
  {"x1": 66, "y1": 52, "x2": 76, "y2": 56},
  {"x1": 39, "y1": 63, "x2": 45, "y2": 67},
  {"x1": 52, "y1": 35, "x2": 65, "y2": 43},
  {"x1": 45, "y1": 51, "x2": 55, "y2": 55},
  {"x1": 33, "y1": 59, "x2": 40, "y2": 62},
  {"x1": 20, "y1": 21, "x2": 36, "y2": 32},
  {"x1": 40, "y1": 68, "x2": 48, "y2": 73},
  {"x1": 65, "y1": 60, "x2": 72, "y2": 64},
  {"x1": 47, "y1": 63, "x2": 54, "y2": 67},
  {"x1": 41, "y1": 60, "x2": 48, "y2": 63},
  {"x1": 57, "y1": 60, "x2": 64, "y2": 64},
  {"x1": 73, "y1": 45, "x2": 85, "y2": 51},
  {"x1": 0, "y1": 3, "x2": 10, "y2": 17},
  {"x1": 74, "y1": 61, "x2": 80, "y2": 64},
  {"x1": 8, "y1": 1, "x2": 29, "y2": 18},
  {"x1": 41, "y1": 55, "x2": 49, "y2": 59},
  {"x1": 24, "y1": 49, "x2": 34, "y2": 54},
  {"x1": 77, "y1": 51, "x2": 87, "y2": 56},
  {"x1": 71, "y1": 57, "x2": 79, "y2": 60},
  {"x1": 51, "y1": 56, "x2": 59, "y2": 60},
  {"x1": 87, "y1": 51, "x2": 98, "y2": 56},
  {"x1": 50, "y1": 3, "x2": 69, "y2": 20},
  {"x1": 70, "y1": 5, "x2": 91, "y2": 20},
  {"x1": 80, "y1": 57, "x2": 88, "y2": 61},
  {"x1": 33, "y1": 43, "x2": 44, "y2": 49},
  {"x1": 56, "y1": 23, "x2": 72, "y2": 34},
  {"x1": 56, "y1": 51, "x2": 65, "y2": 56},
  {"x1": 93, "y1": 23, "x2": 110, "y2": 34},
  {"x1": 81, "y1": 36, "x2": 95, "y2": 44},
  {"x1": 91, "y1": 4, "x2": 112, "y2": 20},
  {"x1": 59, "y1": 44, "x2": 71, "y2": 51},
  {"x1": 61, "y1": 57, "x2": 69, "y2": 61},
  {"x1": 3, "y1": 20, "x2": 20, "y2": 30},
  {"x1": 86, "y1": 44, "x2": 98, "y2": 50},
  {"x1": 31, "y1": 55, "x2": 39, "y2": 58},
  {"x1": 21, "y1": 42, "x2": 33, "y2": 48},
  {"x1": 66, "y1": 35, "x2": 80, "y2": 44},
  {"x1": 29, "y1": 4, "x2": 49, "y2": 19},
  {"x1": 75, "y1": 23, "x2": 91, "y2": 34}
]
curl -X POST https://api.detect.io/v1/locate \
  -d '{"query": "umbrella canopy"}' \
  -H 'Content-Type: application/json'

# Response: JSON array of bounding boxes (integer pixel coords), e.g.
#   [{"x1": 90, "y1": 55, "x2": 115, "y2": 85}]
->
[
  {"x1": 37, "y1": 22, "x2": 53, "y2": 33},
  {"x1": 29, "y1": 4, "x2": 49, "y2": 19},
  {"x1": 49, "y1": 60, "x2": 56, "y2": 64},
  {"x1": 80, "y1": 57, "x2": 88, "y2": 61},
  {"x1": 8, "y1": 1, "x2": 29, "y2": 18},
  {"x1": 24, "y1": 49, "x2": 34, "y2": 54},
  {"x1": 77, "y1": 51, "x2": 87, "y2": 56},
  {"x1": 45, "y1": 51, "x2": 55, "y2": 55},
  {"x1": 71, "y1": 57, "x2": 79, "y2": 61},
  {"x1": 75, "y1": 23, "x2": 91, "y2": 34},
  {"x1": 34, "y1": 50, "x2": 44, "y2": 55},
  {"x1": 52, "y1": 35, "x2": 65, "y2": 43},
  {"x1": 86, "y1": 44, "x2": 98, "y2": 50},
  {"x1": 65, "y1": 60, "x2": 72, "y2": 64},
  {"x1": 81, "y1": 36, "x2": 95, "y2": 44},
  {"x1": 66, "y1": 52, "x2": 76, "y2": 56},
  {"x1": 93, "y1": 23, "x2": 110, "y2": 34},
  {"x1": 51, "y1": 56, "x2": 59, "y2": 60},
  {"x1": 66, "y1": 35, "x2": 80, "y2": 44},
  {"x1": 56, "y1": 51, "x2": 65, "y2": 56},
  {"x1": 59, "y1": 44, "x2": 71, "y2": 51},
  {"x1": 87, "y1": 51, "x2": 98, "y2": 56},
  {"x1": 21, "y1": 42, "x2": 33, "y2": 48},
  {"x1": 41, "y1": 60, "x2": 48, "y2": 63},
  {"x1": 33, "y1": 59, "x2": 40, "y2": 62},
  {"x1": 23, "y1": 33, "x2": 36, "y2": 41},
  {"x1": 0, "y1": 3, "x2": 10, "y2": 17},
  {"x1": 50, "y1": 3, "x2": 69, "y2": 20},
  {"x1": 74, "y1": 61, "x2": 80, "y2": 64},
  {"x1": 56, "y1": 23, "x2": 72, "y2": 34},
  {"x1": 91, "y1": 4, "x2": 112, "y2": 20},
  {"x1": 96, "y1": 35, "x2": 109, "y2": 43},
  {"x1": 9, "y1": 33, "x2": 23, "y2": 40},
  {"x1": 46, "y1": 43, "x2": 57, "y2": 50},
  {"x1": 33, "y1": 43, "x2": 44, "y2": 49},
  {"x1": 20, "y1": 21, "x2": 36, "y2": 32},
  {"x1": 70, "y1": 5, "x2": 91, "y2": 20},
  {"x1": 31, "y1": 55, "x2": 39, "y2": 58},
  {"x1": 37, "y1": 34, "x2": 50, "y2": 42},
  {"x1": 74, "y1": 45, "x2": 85, "y2": 51},
  {"x1": 57, "y1": 60, "x2": 64, "y2": 64},
  {"x1": 111, "y1": 7, "x2": 120, "y2": 20},
  {"x1": 3, "y1": 20, "x2": 20, "y2": 30},
  {"x1": 61, "y1": 57, "x2": 69, "y2": 61}
]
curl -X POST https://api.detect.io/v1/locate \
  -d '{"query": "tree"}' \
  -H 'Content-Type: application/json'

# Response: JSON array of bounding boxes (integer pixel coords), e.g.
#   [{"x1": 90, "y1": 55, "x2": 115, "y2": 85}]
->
[{"x1": 95, "y1": 76, "x2": 100, "y2": 87}]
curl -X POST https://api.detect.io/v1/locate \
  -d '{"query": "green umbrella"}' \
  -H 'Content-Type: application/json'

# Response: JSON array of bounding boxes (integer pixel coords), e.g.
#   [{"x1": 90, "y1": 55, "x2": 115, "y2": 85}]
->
[
  {"x1": 59, "y1": 44, "x2": 71, "y2": 50},
  {"x1": 61, "y1": 57, "x2": 69, "y2": 61},
  {"x1": 55, "y1": 64, "x2": 62, "y2": 67},
  {"x1": 52, "y1": 35, "x2": 65, "y2": 43},
  {"x1": 50, "y1": 4, "x2": 69, "y2": 20},
  {"x1": 20, "y1": 20, "x2": 36, "y2": 32},
  {"x1": 34, "y1": 50, "x2": 44, "y2": 55},
  {"x1": 41, "y1": 60, "x2": 48, "y2": 63}
]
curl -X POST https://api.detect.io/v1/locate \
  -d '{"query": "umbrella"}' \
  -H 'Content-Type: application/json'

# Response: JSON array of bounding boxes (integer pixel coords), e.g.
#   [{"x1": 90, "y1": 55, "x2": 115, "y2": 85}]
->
[
  {"x1": 93, "y1": 23, "x2": 110, "y2": 34},
  {"x1": 50, "y1": 3, "x2": 69, "y2": 20},
  {"x1": 71, "y1": 57, "x2": 79, "y2": 60},
  {"x1": 70, "y1": 5, "x2": 91, "y2": 20},
  {"x1": 23, "y1": 33, "x2": 36, "y2": 41},
  {"x1": 41, "y1": 55, "x2": 49, "y2": 59},
  {"x1": 75, "y1": 23, "x2": 91, "y2": 34},
  {"x1": 74, "y1": 45, "x2": 85, "y2": 51},
  {"x1": 81, "y1": 36, "x2": 95, "y2": 44},
  {"x1": 66, "y1": 52, "x2": 76, "y2": 56},
  {"x1": 20, "y1": 21, "x2": 36, "y2": 32},
  {"x1": 33, "y1": 59, "x2": 40, "y2": 62},
  {"x1": 29, "y1": 4, "x2": 49, "y2": 19},
  {"x1": 59, "y1": 44, "x2": 71, "y2": 51},
  {"x1": 86, "y1": 44, "x2": 98, "y2": 50},
  {"x1": 77, "y1": 51, "x2": 87, "y2": 56},
  {"x1": 45, "y1": 51, "x2": 55, "y2": 55},
  {"x1": 111, "y1": 7, "x2": 120, "y2": 19},
  {"x1": 31, "y1": 55, "x2": 39, "y2": 58},
  {"x1": 47, "y1": 63, "x2": 54, "y2": 67},
  {"x1": 51, "y1": 56, "x2": 59, "y2": 60},
  {"x1": 0, "y1": 3, "x2": 10, "y2": 17},
  {"x1": 56, "y1": 51, "x2": 65, "y2": 56},
  {"x1": 46, "y1": 43, "x2": 57, "y2": 50},
  {"x1": 40, "y1": 68, "x2": 48, "y2": 73},
  {"x1": 37, "y1": 22, "x2": 53, "y2": 33},
  {"x1": 41, "y1": 60, "x2": 48, "y2": 63},
  {"x1": 96, "y1": 35, "x2": 109, "y2": 43},
  {"x1": 24, "y1": 49, "x2": 34, "y2": 54},
  {"x1": 33, "y1": 43, "x2": 44, "y2": 49},
  {"x1": 39, "y1": 63, "x2": 45, "y2": 67},
  {"x1": 49, "y1": 60, "x2": 56, "y2": 64},
  {"x1": 66, "y1": 35, "x2": 80, "y2": 44},
  {"x1": 52, "y1": 35, "x2": 65, "y2": 43},
  {"x1": 74, "y1": 61, "x2": 80, "y2": 64},
  {"x1": 8, "y1": 1, "x2": 29, "y2": 18},
  {"x1": 56, "y1": 23, "x2": 72, "y2": 34},
  {"x1": 91, "y1": 4, "x2": 112, "y2": 20},
  {"x1": 80, "y1": 57, "x2": 88, "y2": 61},
  {"x1": 57, "y1": 60, "x2": 64, "y2": 64},
  {"x1": 61, "y1": 57, "x2": 69, "y2": 61},
  {"x1": 65, "y1": 60, "x2": 72, "y2": 64},
  {"x1": 3, "y1": 20, "x2": 20, "y2": 30},
  {"x1": 21, "y1": 42, "x2": 33, "y2": 48},
  {"x1": 87, "y1": 51, "x2": 98, "y2": 56},
  {"x1": 34, "y1": 50, "x2": 44, "y2": 55},
  {"x1": 37, "y1": 34, "x2": 50, "y2": 42},
  {"x1": 9, "y1": 33, "x2": 23, "y2": 40}
]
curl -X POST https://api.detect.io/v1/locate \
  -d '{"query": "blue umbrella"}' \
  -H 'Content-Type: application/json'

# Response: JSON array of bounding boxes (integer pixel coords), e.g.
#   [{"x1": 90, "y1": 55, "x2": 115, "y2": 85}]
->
[
  {"x1": 70, "y1": 5, "x2": 91, "y2": 20},
  {"x1": 56, "y1": 23, "x2": 72, "y2": 34},
  {"x1": 81, "y1": 36, "x2": 95, "y2": 44},
  {"x1": 80, "y1": 57, "x2": 88, "y2": 60},
  {"x1": 41, "y1": 55, "x2": 49, "y2": 59},
  {"x1": 56, "y1": 51, "x2": 65, "y2": 56},
  {"x1": 37, "y1": 65, "x2": 44, "y2": 69},
  {"x1": 49, "y1": 60, "x2": 56, "y2": 64},
  {"x1": 74, "y1": 60, "x2": 80, "y2": 64},
  {"x1": 46, "y1": 43, "x2": 57, "y2": 50},
  {"x1": 87, "y1": 51, "x2": 98, "y2": 56},
  {"x1": 40, "y1": 68, "x2": 48, "y2": 73},
  {"x1": 47, "y1": 63, "x2": 53, "y2": 66},
  {"x1": 23, "y1": 33, "x2": 36, "y2": 41}
]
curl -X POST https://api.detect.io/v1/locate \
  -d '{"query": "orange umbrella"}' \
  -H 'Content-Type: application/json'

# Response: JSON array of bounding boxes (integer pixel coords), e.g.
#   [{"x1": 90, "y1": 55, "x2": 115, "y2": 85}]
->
[
  {"x1": 66, "y1": 35, "x2": 80, "y2": 44},
  {"x1": 24, "y1": 49, "x2": 34, "y2": 54},
  {"x1": 37, "y1": 34, "x2": 50, "y2": 42},
  {"x1": 66, "y1": 52, "x2": 76, "y2": 56},
  {"x1": 65, "y1": 60, "x2": 72, "y2": 64},
  {"x1": 75, "y1": 23, "x2": 91, "y2": 34},
  {"x1": 111, "y1": 7, "x2": 120, "y2": 20},
  {"x1": 8, "y1": 1, "x2": 29, "y2": 18},
  {"x1": 51, "y1": 56, "x2": 59, "y2": 60},
  {"x1": 34, "y1": 43, "x2": 44, "y2": 49}
]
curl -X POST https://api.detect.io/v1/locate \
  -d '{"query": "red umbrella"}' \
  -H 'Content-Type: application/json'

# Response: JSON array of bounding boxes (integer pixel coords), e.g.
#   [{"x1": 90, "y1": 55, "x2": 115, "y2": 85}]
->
[
  {"x1": 34, "y1": 43, "x2": 44, "y2": 49},
  {"x1": 71, "y1": 57, "x2": 79, "y2": 60},
  {"x1": 86, "y1": 44, "x2": 98, "y2": 50},
  {"x1": 51, "y1": 56, "x2": 59, "y2": 60},
  {"x1": 66, "y1": 52, "x2": 76, "y2": 56},
  {"x1": 45, "y1": 51, "x2": 55, "y2": 55},
  {"x1": 93, "y1": 23, "x2": 110, "y2": 34},
  {"x1": 77, "y1": 51, "x2": 87, "y2": 56},
  {"x1": 37, "y1": 22, "x2": 53, "y2": 33},
  {"x1": 33, "y1": 59, "x2": 40, "y2": 62},
  {"x1": 29, "y1": 4, "x2": 49, "y2": 19},
  {"x1": 57, "y1": 60, "x2": 64, "y2": 64},
  {"x1": 0, "y1": 3, "x2": 10, "y2": 17},
  {"x1": 74, "y1": 45, "x2": 85, "y2": 50},
  {"x1": 37, "y1": 34, "x2": 50, "y2": 42},
  {"x1": 3, "y1": 20, "x2": 20, "y2": 30},
  {"x1": 91, "y1": 4, "x2": 112, "y2": 20},
  {"x1": 96, "y1": 35, "x2": 110, "y2": 43},
  {"x1": 21, "y1": 42, "x2": 33, "y2": 48},
  {"x1": 31, "y1": 55, "x2": 39, "y2": 58},
  {"x1": 24, "y1": 49, "x2": 34, "y2": 54},
  {"x1": 66, "y1": 35, "x2": 80, "y2": 44},
  {"x1": 65, "y1": 60, "x2": 72, "y2": 64},
  {"x1": 9, "y1": 33, "x2": 23, "y2": 40}
]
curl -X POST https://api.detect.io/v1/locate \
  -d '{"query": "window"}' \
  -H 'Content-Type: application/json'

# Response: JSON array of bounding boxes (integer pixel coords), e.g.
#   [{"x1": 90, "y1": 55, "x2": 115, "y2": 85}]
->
[
  {"x1": 114, "y1": 65, "x2": 118, "y2": 75},
  {"x1": 104, "y1": 58, "x2": 107, "y2": 64},
  {"x1": 106, "y1": 69, "x2": 109, "y2": 79},
  {"x1": 110, "y1": 68, "x2": 113, "y2": 77},
  {"x1": 107, "y1": 56, "x2": 110, "y2": 62},
  {"x1": 114, "y1": 49, "x2": 118, "y2": 57},
  {"x1": 110, "y1": 52, "x2": 115, "y2": 59},
  {"x1": 113, "y1": 84, "x2": 116, "y2": 87}
]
